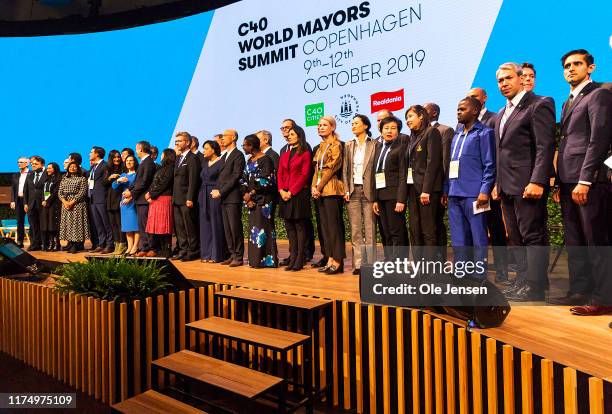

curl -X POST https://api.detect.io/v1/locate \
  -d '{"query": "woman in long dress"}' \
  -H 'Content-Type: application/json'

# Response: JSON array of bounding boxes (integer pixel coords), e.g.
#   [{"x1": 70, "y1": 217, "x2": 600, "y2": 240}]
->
[
  {"x1": 112, "y1": 155, "x2": 139, "y2": 255},
  {"x1": 58, "y1": 162, "x2": 90, "y2": 253},
  {"x1": 199, "y1": 140, "x2": 227, "y2": 263},
  {"x1": 240, "y1": 134, "x2": 278, "y2": 268},
  {"x1": 41, "y1": 162, "x2": 62, "y2": 251}
]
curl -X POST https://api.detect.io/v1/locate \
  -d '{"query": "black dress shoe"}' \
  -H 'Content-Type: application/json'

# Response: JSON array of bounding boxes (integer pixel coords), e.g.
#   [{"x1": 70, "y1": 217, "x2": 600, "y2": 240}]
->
[
  {"x1": 495, "y1": 272, "x2": 509, "y2": 284},
  {"x1": 317, "y1": 265, "x2": 331, "y2": 273},
  {"x1": 505, "y1": 285, "x2": 545, "y2": 302},
  {"x1": 325, "y1": 263, "x2": 344, "y2": 275},
  {"x1": 279, "y1": 257, "x2": 290, "y2": 266},
  {"x1": 27, "y1": 245, "x2": 41, "y2": 252},
  {"x1": 352, "y1": 268, "x2": 361, "y2": 275},
  {"x1": 501, "y1": 278, "x2": 526, "y2": 294},
  {"x1": 171, "y1": 253, "x2": 185, "y2": 260},
  {"x1": 547, "y1": 292, "x2": 590, "y2": 306},
  {"x1": 497, "y1": 278, "x2": 514, "y2": 287},
  {"x1": 181, "y1": 253, "x2": 198, "y2": 262},
  {"x1": 312, "y1": 257, "x2": 328, "y2": 268}
]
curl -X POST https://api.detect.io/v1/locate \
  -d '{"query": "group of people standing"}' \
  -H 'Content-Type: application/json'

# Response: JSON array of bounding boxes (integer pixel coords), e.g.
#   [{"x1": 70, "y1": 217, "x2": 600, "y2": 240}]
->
[{"x1": 9, "y1": 49, "x2": 612, "y2": 315}]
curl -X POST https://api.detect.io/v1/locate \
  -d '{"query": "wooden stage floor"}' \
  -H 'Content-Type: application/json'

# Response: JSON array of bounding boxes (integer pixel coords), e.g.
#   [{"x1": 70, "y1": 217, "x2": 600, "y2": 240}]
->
[{"x1": 32, "y1": 243, "x2": 612, "y2": 382}]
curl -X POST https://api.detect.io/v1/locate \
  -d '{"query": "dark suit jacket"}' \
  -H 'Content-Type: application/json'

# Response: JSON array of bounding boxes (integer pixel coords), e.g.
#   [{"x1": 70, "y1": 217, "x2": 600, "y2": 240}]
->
[
  {"x1": 371, "y1": 139, "x2": 408, "y2": 203},
  {"x1": 433, "y1": 122, "x2": 455, "y2": 187},
  {"x1": 264, "y1": 147, "x2": 280, "y2": 172},
  {"x1": 23, "y1": 170, "x2": 47, "y2": 209},
  {"x1": 494, "y1": 92, "x2": 556, "y2": 195},
  {"x1": 11, "y1": 172, "x2": 27, "y2": 202},
  {"x1": 557, "y1": 82, "x2": 612, "y2": 185},
  {"x1": 149, "y1": 163, "x2": 174, "y2": 199},
  {"x1": 407, "y1": 126, "x2": 444, "y2": 194},
  {"x1": 130, "y1": 156, "x2": 156, "y2": 205},
  {"x1": 88, "y1": 160, "x2": 108, "y2": 205},
  {"x1": 480, "y1": 110, "x2": 498, "y2": 130},
  {"x1": 217, "y1": 147, "x2": 246, "y2": 204},
  {"x1": 173, "y1": 152, "x2": 200, "y2": 205}
]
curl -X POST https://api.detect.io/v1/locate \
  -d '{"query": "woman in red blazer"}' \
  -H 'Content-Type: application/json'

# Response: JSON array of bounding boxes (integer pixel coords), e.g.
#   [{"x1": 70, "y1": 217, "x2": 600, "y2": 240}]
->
[{"x1": 277, "y1": 124, "x2": 312, "y2": 271}]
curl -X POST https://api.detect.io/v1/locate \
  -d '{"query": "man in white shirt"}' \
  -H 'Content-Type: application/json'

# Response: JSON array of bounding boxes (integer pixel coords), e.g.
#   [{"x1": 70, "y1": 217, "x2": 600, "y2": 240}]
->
[{"x1": 10, "y1": 157, "x2": 30, "y2": 247}]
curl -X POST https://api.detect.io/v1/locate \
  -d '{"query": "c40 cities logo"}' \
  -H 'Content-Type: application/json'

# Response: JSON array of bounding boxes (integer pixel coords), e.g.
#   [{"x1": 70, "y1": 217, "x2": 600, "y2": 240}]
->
[{"x1": 305, "y1": 102, "x2": 324, "y2": 127}]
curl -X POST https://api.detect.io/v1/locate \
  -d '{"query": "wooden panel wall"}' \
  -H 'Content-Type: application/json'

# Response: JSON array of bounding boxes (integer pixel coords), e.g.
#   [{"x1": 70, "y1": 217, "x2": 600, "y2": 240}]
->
[{"x1": 0, "y1": 278, "x2": 608, "y2": 413}]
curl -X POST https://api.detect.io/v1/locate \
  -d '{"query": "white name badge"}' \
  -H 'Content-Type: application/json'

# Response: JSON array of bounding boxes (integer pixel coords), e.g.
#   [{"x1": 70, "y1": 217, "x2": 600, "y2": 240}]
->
[
  {"x1": 604, "y1": 155, "x2": 612, "y2": 169},
  {"x1": 375, "y1": 172, "x2": 386, "y2": 189},
  {"x1": 88, "y1": 179, "x2": 95, "y2": 190},
  {"x1": 44, "y1": 191, "x2": 51, "y2": 200},
  {"x1": 406, "y1": 168, "x2": 414, "y2": 184},
  {"x1": 449, "y1": 160, "x2": 460, "y2": 179}
]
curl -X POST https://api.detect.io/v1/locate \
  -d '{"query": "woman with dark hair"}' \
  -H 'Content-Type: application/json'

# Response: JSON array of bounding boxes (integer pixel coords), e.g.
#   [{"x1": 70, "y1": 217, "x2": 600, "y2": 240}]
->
[
  {"x1": 121, "y1": 147, "x2": 134, "y2": 163},
  {"x1": 104, "y1": 150, "x2": 126, "y2": 254},
  {"x1": 240, "y1": 134, "x2": 278, "y2": 268},
  {"x1": 405, "y1": 104, "x2": 444, "y2": 260},
  {"x1": 199, "y1": 140, "x2": 227, "y2": 263},
  {"x1": 58, "y1": 162, "x2": 90, "y2": 253},
  {"x1": 112, "y1": 155, "x2": 139, "y2": 255},
  {"x1": 371, "y1": 116, "x2": 409, "y2": 260},
  {"x1": 342, "y1": 114, "x2": 377, "y2": 274},
  {"x1": 277, "y1": 124, "x2": 312, "y2": 271},
  {"x1": 41, "y1": 162, "x2": 61, "y2": 251},
  {"x1": 144, "y1": 148, "x2": 175, "y2": 258},
  {"x1": 312, "y1": 115, "x2": 345, "y2": 274}
]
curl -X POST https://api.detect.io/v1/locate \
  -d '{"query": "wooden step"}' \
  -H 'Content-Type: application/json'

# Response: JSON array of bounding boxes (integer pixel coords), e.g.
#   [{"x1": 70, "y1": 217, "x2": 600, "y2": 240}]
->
[
  {"x1": 111, "y1": 390, "x2": 207, "y2": 414},
  {"x1": 152, "y1": 350, "x2": 283, "y2": 399},
  {"x1": 187, "y1": 316, "x2": 309, "y2": 351},
  {"x1": 215, "y1": 288, "x2": 331, "y2": 311}
]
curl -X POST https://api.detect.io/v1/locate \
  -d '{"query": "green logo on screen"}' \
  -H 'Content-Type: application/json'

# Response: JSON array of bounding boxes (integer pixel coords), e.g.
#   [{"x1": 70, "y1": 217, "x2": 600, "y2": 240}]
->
[{"x1": 305, "y1": 102, "x2": 324, "y2": 127}]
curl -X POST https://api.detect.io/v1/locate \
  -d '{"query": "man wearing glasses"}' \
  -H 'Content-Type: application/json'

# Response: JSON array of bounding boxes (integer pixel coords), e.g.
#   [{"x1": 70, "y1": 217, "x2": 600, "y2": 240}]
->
[{"x1": 10, "y1": 157, "x2": 30, "y2": 247}]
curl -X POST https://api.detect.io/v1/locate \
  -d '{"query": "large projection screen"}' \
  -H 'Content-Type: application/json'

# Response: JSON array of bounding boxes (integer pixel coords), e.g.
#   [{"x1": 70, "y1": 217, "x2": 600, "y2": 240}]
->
[{"x1": 0, "y1": 0, "x2": 610, "y2": 171}]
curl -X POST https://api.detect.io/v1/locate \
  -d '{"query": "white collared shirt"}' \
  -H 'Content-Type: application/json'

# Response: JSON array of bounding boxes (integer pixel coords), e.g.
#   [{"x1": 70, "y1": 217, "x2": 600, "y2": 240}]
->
[
  {"x1": 505, "y1": 90, "x2": 527, "y2": 118},
  {"x1": 570, "y1": 78, "x2": 592, "y2": 98},
  {"x1": 140, "y1": 154, "x2": 149, "y2": 162},
  {"x1": 18, "y1": 169, "x2": 28, "y2": 197},
  {"x1": 263, "y1": 146, "x2": 271, "y2": 154},
  {"x1": 352, "y1": 137, "x2": 370, "y2": 185},
  {"x1": 225, "y1": 146, "x2": 236, "y2": 159},
  {"x1": 478, "y1": 107, "x2": 488, "y2": 121}
]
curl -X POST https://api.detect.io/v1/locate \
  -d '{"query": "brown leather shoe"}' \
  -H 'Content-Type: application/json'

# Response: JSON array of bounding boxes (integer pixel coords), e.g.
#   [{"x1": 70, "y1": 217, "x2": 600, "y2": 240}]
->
[
  {"x1": 135, "y1": 251, "x2": 148, "y2": 258},
  {"x1": 569, "y1": 305, "x2": 612, "y2": 316},
  {"x1": 229, "y1": 260, "x2": 243, "y2": 267},
  {"x1": 547, "y1": 292, "x2": 589, "y2": 306},
  {"x1": 145, "y1": 250, "x2": 157, "y2": 258},
  {"x1": 100, "y1": 247, "x2": 114, "y2": 254}
]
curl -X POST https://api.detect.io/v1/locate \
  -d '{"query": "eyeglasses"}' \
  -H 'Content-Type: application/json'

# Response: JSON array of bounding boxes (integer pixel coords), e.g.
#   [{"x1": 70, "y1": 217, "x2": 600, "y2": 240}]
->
[{"x1": 279, "y1": 126, "x2": 291, "y2": 131}]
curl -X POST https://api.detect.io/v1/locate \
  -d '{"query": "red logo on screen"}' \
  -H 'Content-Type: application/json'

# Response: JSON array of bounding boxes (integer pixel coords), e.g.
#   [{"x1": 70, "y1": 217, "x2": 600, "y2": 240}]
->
[{"x1": 370, "y1": 89, "x2": 405, "y2": 113}]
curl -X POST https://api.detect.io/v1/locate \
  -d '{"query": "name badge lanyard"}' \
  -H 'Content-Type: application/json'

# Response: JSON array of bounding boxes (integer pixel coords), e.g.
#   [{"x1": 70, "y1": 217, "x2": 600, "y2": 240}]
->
[
  {"x1": 44, "y1": 181, "x2": 52, "y2": 200},
  {"x1": 317, "y1": 143, "x2": 332, "y2": 184},
  {"x1": 451, "y1": 130, "x2": 469, "y2": 161},
  {"x1": 376, "y1": 144, "x2": 391, "y2": 173}
]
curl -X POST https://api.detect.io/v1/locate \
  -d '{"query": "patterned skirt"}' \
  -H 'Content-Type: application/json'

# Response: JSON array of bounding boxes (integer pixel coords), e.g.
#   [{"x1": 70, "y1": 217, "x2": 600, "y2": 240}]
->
[{"x1": 145, "y1": 195, "x2": 173, "y2": 235}]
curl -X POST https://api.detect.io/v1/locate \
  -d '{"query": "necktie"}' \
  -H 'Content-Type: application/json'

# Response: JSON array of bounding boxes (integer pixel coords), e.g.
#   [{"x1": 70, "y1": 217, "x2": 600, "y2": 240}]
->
[
  {"x1": 563, "y1": 93, "x2": 575, "y2": 119},
  {"x1": 499, "y1": 101, "x2": 513, "y2": 136},
  {"x1": 34, "y1": 172, "x2": 40, "y2": 184}
]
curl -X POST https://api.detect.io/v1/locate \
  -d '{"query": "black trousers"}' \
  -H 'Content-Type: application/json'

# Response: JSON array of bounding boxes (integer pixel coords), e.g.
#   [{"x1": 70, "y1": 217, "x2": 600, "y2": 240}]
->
[
  {"x1": 27, "y1": 206, "x2": 42, "y2": 248},
  {"x1": 435, "y1": 202, "x2": 447, "y2": 254},
  {"x1": 91, "y1": 203, "x2": 113, "y2": 248},
  {"x1": 486, "y1": 199, "x2": 509, "y2": 275},
  {"x1": 15, "y1": 197, "x2": 26, "y2": 245},
  {"x1": 318, "y1": 196, "x2": 345, "y2": 262},
  {"x1": 108, "y1": 209, "x2": 122, "y2": 243},
  {"x1": 136, "y1": 204, "x2": 151, "y2": 251},
  {"x1": 314, "y1": 198, "x2": 327, "y2": 259},
  {"x1": 408, "y1": 188, "x2": 441, "y2": 262},
  {"x1": 305, "y1": 217, "x2": 315, "y2": 259},
  {"x1": 222, "y1": 203, "x2": 244, "y2": 260},
  {"x1": 500, "y1": 192, "x2": 549, "y2": 291},
  {"x1": 379, "y1": 199, "x2": 409, "y2": 259},
  {"x1": 173, "y1": 204, "x2": 199, "y2": 255},
  {"x1": 560, "y1": 183, "x2": 611, "y2": 304},
  {"x1": 285, "y1": 218, "x2": 307, "y2": 267}
]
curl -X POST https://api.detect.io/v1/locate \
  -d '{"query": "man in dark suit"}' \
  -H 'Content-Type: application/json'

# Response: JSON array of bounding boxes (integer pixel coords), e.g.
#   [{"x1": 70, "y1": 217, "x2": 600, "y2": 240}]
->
[
  {"x1": 212, "y1": 129, "x2": 246, "y2": 267},
  {"x1": 468, "y1": 87, "x2": 509, "y2": 282},
  {"x1": 88, "y1": 147, "x2": 113, "y2": 254},
  {"x1": 425, "y1": 102, "x2": 454, "y2": 256},
  {"x1": 258, "y1": 130, "x2": 279, "y2": 171},
  {"x1": 123, "y1": 141, "x2": 156, "y2": 256},
  {"x1": 172, "y1": 132, "x2": 201, "y2": 261},
  {"x1": 23, "y1": 156, "x2": 46, "y2": 251},
  {"x1": 190, "y1": 136, "x2": 206, "y2": 168},
  {"x1": 492, "y1": 62, "x2": 556, "y2": 301},
  {"x1": 10, "y1": 157, "x2": 30, "y2": 247},
  {"x1": 549, "y1": 50, "x2": 612, "y2": 315}
]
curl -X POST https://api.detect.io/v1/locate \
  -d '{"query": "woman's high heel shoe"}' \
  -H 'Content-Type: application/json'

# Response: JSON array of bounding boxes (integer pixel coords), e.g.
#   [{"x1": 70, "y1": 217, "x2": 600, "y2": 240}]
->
[{"x1": 325, "y1": 261, "x2": 344, "y2": 275}]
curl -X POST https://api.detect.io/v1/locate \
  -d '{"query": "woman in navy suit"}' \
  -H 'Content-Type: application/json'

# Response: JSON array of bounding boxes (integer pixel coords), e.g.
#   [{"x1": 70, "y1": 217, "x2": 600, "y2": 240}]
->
[
  {"x1": 277, "y1": 125, "x2": 312, "y2": 271},
  {"x1": 199, "y1": 140, "x2": 227, "y2": 263}
]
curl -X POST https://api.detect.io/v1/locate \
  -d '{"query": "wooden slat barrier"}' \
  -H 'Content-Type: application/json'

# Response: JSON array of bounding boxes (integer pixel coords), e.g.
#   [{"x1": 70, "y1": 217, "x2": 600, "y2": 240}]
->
[{"x1": 0, "y1": 278, "x2": 609, "y2": 414}]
